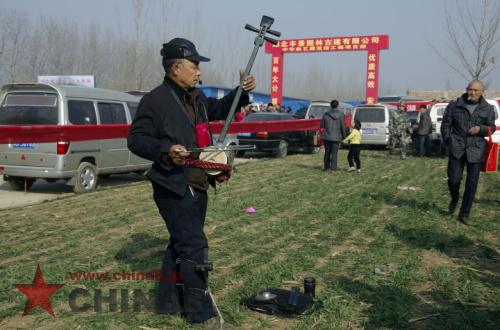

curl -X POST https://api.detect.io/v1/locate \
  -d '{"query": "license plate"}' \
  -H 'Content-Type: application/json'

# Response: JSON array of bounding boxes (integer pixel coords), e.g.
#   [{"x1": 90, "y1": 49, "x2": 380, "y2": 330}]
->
[
  {"x1": 237, "y1": 133, "x2": 251, "y2": 137},
  {"x1": 12, "y1": 143, "x2": 36, "y2": 148},
  {"x1": 362, "y1": 130, "x2": 375, "y2": 134}
]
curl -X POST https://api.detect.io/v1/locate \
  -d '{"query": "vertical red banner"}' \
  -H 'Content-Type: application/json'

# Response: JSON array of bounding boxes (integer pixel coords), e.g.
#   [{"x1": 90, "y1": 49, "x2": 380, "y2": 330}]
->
[
  {"x1": 270, "y1": 51, "x2": 284, "y2": 106},
  {"x1": 365, "y1": 49, "x2": 380, "y2": 104}
]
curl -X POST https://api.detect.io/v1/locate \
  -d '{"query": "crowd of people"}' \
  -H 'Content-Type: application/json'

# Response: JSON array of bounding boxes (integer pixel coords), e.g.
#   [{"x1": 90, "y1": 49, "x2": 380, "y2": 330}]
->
[{"x1": 320, "y1": 80, "x2": 495, "y2": 227}]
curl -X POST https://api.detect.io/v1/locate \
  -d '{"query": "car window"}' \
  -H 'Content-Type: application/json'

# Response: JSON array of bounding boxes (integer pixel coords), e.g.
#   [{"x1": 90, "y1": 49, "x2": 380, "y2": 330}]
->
[
  {"x1": 354, "y1": 108, "x2": 386, "y2": 123},
  {"x1": 68, "y1": 100, "x2": 96, "y2": 125},
  {"x1": 0, "y1": 93, "x2": 58, "y2": 125},
  {"x1": 98, "y1": 102, "x2": 127, "y2": 124},
  {"x1": 308, "y1": 105, "x2": 329, "y2": 118},
  {"x1": 128, "y1": 102, "x2": 139, "y2": 120}
]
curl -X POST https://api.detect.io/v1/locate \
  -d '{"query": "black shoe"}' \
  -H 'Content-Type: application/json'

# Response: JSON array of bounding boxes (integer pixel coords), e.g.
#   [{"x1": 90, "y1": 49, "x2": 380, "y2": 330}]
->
[
  {"x1": 448, "y1": 202, "x2": 457, "y2": 215},
  {"x1": 458, "y1": 216, "x2": 473, "y2": 226}
]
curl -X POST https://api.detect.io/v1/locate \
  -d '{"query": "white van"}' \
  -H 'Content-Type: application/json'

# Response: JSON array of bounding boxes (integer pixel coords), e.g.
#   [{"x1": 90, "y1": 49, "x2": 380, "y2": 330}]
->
[
  {"x1": 486, "y1": 98, "x2": 500, "y2": 143},
  {"x1": 0, "y1": 83, "x2": 152, "y2": 193},
  {"x1": 352, "y1": 104, "x2": 397, "y2": 145},
  {"x1": 304, "y1": 100, "x2": 353, "y2": 119}
]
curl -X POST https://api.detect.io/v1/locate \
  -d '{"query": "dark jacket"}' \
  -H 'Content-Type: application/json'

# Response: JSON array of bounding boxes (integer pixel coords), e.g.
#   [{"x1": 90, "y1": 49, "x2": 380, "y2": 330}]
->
[
  {"x1": 418, "y1": 111, "x2": 432, "y2": 135},
  {"x1": 127, "y1": 77, "x2": 248, "y2": 196},
  {"x1": 320, "y1": 108, "x2": 347, "y2": 142},
  {"x1": 441, "y1": 94, "x2": 496, "y2": 163}
]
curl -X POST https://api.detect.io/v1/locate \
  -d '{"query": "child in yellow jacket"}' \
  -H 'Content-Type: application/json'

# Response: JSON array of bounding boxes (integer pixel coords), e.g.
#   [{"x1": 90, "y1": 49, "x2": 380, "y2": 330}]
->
[{"x1": 342, "y1": 120, "x2": 362, "y2": 172}]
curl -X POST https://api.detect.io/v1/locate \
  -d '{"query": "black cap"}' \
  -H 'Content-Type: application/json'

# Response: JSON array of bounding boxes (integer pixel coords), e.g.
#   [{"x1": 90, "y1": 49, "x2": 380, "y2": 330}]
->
[{"x1": 161, "y1": 38, "x2": 210, "y2": 62}]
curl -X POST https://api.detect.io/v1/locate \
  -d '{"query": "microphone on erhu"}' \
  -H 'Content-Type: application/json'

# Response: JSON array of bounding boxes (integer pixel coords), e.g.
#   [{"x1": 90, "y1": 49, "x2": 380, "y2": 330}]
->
[{"x1": 198, "y1": 79, "x2": 203, "y2": 85}]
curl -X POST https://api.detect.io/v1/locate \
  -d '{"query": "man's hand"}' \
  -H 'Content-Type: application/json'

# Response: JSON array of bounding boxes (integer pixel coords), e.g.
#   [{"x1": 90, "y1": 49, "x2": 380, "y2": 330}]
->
[
  {"x1": 468, "y1": 125, "x2": 480, "y2": 135},
  {"x1": 240, "y1": 69, "x2": 256, "y2": 93},
  {"x1": 168, "y1": 144, "x2": 189, "y2": 164}
]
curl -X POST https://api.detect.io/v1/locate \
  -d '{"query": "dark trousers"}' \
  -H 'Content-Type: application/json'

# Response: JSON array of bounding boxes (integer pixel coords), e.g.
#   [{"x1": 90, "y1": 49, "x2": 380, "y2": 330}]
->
[
  {"x1": 152, "y1": 182, "x2": 216, "y2": 323},
  {"x1": 324, "y1": 140, "x2": 340, "y2": 170},
  {"x1": 347, "y1": 144, "x2": 362, "y2": 169},
  {"x1": 418, "y1": 134, "x2": 431, "y2": 157},
  {"x1": 447, "y1": 154, "x2": 482, "y2": 218}
]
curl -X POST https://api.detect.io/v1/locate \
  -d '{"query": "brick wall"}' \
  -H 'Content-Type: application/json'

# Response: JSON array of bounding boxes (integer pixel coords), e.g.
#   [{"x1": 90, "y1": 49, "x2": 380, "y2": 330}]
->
[{"x1": 408, "y1": 90, "x2": 500, "y2": 100}]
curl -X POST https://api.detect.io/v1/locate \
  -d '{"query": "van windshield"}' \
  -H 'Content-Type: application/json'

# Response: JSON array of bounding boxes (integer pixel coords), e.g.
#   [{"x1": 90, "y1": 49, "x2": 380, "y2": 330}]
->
[
  {"x1": 0, "y1": 93, "x2": 58, "y2": 125},
  {"x1": 308, "y1": 105, "x2": 330, "y2": 118},
  {"x1": 354, "y1": 107, "x2": 386, "y2": 123}
]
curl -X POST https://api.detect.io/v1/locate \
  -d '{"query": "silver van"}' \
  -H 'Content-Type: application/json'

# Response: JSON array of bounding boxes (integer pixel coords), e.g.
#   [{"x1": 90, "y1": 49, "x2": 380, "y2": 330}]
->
[
  {"x1": 304, "y1": 100, "x2": 353, "y2": 119},
  {"x1": 0, "y1": 83, "x2": 152, "y2": 193},
  {"x1": 352, "y1": 104, "x2": 397, "y2": 145}
]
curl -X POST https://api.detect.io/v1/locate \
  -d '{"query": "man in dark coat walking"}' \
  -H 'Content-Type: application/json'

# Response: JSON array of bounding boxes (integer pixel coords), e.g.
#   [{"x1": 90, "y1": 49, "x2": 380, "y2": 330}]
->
[
  {"x1": 417, "y1": 104, "x2": 432, "y2": 157},
  {"x1": 441, "y1": 80, "x2": 496, "y2": 225},
  {"x1": 320, "y1": 100, "x2": 347, "y2": 173}
]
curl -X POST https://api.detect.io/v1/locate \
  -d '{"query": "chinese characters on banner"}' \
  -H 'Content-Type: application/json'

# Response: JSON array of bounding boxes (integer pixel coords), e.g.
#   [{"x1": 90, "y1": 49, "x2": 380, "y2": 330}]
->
[
  {"x1": 37, "y1": 76, "x2": 96, "y2": 88},
  {"x1": 265, "y1": 35, "x2": 389, "y2": 105}
]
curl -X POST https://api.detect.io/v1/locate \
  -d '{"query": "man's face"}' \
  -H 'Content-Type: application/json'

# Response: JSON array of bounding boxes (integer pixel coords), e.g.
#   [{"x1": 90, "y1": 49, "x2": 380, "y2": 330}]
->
[
  {"x1": 419, "y1": 107, "x2": 427, "y2": 114},
  {"x1": 398, "y1": 105, "x2": 405, "y2": 112},
  {"x1": 174, "y1": 59, "x2": 201, "y2": 90},
  {"x1": 466, "y1": 82, "x2": 484, "y2": 102}
]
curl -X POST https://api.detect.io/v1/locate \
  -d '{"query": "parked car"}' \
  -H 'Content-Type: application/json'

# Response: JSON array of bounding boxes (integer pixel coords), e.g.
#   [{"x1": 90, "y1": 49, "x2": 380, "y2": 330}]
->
[
  {"x1": 210, "y1": 120, "x2": 239, "y2": 164},
  {"x1": 0, "y1": 83, "x2": 151, "y2": 193},
  {"x1": 351, "y1": 104, "x2": 397, "y2": 145},
  {"x1": 304, "y1": 100, "x2": 353, "y2": 120},
  {"x1": 236, "y1": 113, "x2": 320, "y2": 158},
  {"x1": 486, "y1": 98, "x2": 500, "y2": 143},
  {"x1": 295, "y1": 106, "x2": 308, "y2": 119}
]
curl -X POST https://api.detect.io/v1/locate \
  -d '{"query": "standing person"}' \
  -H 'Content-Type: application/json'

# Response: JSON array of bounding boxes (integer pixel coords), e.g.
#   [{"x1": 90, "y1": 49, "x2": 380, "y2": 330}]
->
[
  {"x1": 342, "y1": 119, "x2": 363, "y2": 172},
  {"x1": 441, "y1": 80, "x2": 495, "y2": 225},
  {"x1": 320, "y1": 99, "x2": 347, "y2": 173},
  {"x1": 127, "y1": 37, "x2": 255, "y2": 327},
  {"x1": 387, "y1": 101, "x2": 412, "y2": 160},
  {"x1": 417, "y1": 104, "x2": 432, "y2": 157}
]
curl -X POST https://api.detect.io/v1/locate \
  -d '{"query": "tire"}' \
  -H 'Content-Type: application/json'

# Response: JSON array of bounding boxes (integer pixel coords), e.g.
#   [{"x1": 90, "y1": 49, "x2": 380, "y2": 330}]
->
[
  {"x1": 225, "y1": 150, "x2": 235, "y2": 164},
  {"x1": 310, "y1": 146, "x2": 320, "y2": 154},
  {"x1": 236, "y1": 150, "x2": 246, "y2": 157},
  {"x1": 274, "y1": 140, "x2": 288, "y2": 158},
  {"x1": 73, "y1": 162, "x2": 98, "y2": 193},
  {"x1": 7, "y1": 176, "x2": 35, "y2": 191}
]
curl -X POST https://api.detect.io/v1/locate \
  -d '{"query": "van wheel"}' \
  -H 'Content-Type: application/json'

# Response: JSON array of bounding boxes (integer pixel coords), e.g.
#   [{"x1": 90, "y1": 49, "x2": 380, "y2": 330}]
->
[
  {"x1": 73, "y1": 162, "x2": 97, "y2": 193},
  {"x1": 225, "y1": 150, "x2": 235, "y2": 164},
  {"x1": 7, "y1": 176, "x2": 35, "y2": 191},
  {"x1": 236, "y1": 150, "x2": 246, "y2": 157},
  {"x1": 274, "y1": 140, "x2": 288, "y2": 158},
  {"x1": 310, "y1": 146, "x2": 320, "y2": 154}
]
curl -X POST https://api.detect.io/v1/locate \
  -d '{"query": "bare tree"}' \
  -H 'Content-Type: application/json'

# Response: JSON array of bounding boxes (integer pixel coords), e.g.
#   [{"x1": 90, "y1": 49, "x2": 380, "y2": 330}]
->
[
  {"x1": 429, "y1": 0, "x2": 500, "y2": 83},
  {"x1": 0, "y1": 9, "x2": 29, "y2": 83}
]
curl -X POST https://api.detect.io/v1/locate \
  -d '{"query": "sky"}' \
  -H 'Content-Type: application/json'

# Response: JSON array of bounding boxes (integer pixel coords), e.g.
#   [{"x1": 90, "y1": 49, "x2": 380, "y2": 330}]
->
[{"x1": 3, "y1": 0, "x2": 499, "y2": 94}]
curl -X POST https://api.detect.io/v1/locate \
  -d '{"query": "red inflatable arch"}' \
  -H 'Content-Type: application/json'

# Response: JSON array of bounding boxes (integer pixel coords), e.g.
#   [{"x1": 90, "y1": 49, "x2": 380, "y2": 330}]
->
[{"x1": 265, "y1": 35, "x2": 389, "y2": 105}]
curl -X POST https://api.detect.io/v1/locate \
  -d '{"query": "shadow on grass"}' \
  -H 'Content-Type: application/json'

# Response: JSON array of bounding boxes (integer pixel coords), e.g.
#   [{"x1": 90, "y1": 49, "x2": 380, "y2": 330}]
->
[
  {"x1": 327, "y1": 275, "x2": 418, "y2": 328},
  {"x1": 386, "y1": 224, "x2": 500, "y2": 289},
  {"x1": 360, "y1": 191, "x2": 448, "y2": 216},
  {"x1": 115, "y1": 233, "x2": 167, "y2": 270},
  {"x1": 327, "y1": 275, "x2": 500, "y2": 329}
]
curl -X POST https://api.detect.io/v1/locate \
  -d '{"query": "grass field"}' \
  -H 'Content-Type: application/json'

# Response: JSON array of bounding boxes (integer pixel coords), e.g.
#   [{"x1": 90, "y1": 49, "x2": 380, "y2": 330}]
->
[{"x1": 1, "y1": 148, "x2": 500, "y2": 329}]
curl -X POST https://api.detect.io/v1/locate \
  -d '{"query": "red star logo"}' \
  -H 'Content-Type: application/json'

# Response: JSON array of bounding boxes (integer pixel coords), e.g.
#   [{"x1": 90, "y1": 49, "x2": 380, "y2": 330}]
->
[{"x1": 12, "y1": 264, "x2": 65, "y2": 317}]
